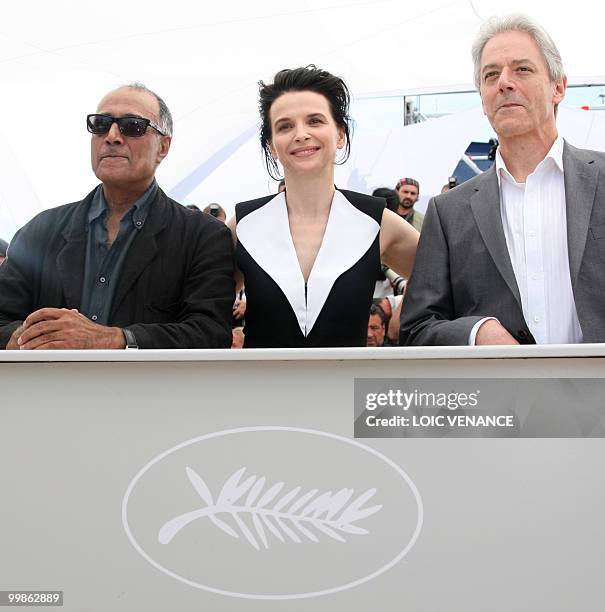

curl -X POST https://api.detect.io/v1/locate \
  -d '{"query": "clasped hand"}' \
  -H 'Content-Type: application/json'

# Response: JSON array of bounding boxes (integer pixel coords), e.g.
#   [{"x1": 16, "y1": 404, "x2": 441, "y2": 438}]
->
[{"x1": 7, "y1": 308, "x2": 125, "y2": 350}]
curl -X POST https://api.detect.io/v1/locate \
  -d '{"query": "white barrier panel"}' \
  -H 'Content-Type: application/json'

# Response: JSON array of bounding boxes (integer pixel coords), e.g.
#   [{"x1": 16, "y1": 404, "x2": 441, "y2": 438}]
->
[{"x1": 1, "y1": 346, "x2": 604, "y2": 611}]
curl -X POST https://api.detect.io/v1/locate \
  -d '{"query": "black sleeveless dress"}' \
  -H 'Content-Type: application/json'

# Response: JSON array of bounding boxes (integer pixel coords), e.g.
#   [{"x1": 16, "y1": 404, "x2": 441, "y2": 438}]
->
[{"x1": 235, "y1": 189, "x2": 384, "y2": 348}]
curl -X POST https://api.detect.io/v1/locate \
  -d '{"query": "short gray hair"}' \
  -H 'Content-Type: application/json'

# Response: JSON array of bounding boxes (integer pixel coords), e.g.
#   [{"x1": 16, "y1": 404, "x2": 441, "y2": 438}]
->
[
  {"x1": 123, "y1": 82, "x2": 173, "y2": 137},
  {"x1": 471, "y1": 14, "x2": 564, "y2": 90}
]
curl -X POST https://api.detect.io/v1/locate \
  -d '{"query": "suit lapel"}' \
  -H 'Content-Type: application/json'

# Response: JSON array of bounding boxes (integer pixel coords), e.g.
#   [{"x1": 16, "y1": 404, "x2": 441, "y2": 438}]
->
[
  {"x1": 56, "y1": 191, "x2": 95, "y2": 308},
  {"x1": 56, "y1": 239, "x2": 86, "y2": 308},
  {"x1": 111, "y1": 189, "x2": 167, "y2": 315},
  {"x1": 563, "y1": 142, "x2": 599, "y2": 290},
  {"x1": 306, "y1": 191, "x2": 380, "y2": 334},
  {"x1": 470, "y1": 167, "x2": 522, "y2": 308}
]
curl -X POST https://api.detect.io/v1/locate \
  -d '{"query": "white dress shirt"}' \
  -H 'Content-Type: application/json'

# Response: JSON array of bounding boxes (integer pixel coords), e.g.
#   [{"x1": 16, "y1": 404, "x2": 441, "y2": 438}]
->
[{"x1": 470, "y1": 136, "x2": 583, "y2": 344}]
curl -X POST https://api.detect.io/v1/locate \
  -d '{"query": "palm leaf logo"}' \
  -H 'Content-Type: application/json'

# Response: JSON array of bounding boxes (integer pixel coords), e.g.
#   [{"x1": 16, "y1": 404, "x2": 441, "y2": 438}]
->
[{"x1": 158, "y1": 467, "x2": 382, "y2": 550}]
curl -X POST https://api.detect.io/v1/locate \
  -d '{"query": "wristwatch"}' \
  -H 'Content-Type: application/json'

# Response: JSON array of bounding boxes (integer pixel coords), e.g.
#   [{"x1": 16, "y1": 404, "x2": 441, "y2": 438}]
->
[{"x1": 122, "y1": 328, "x2": 139, "y2": 350}]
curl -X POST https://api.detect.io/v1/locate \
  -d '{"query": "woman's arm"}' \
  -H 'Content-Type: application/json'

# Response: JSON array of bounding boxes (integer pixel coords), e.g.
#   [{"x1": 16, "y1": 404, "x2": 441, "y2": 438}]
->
[{"x1": 379, "y1": 208, "x2": 420, "y2": 279}]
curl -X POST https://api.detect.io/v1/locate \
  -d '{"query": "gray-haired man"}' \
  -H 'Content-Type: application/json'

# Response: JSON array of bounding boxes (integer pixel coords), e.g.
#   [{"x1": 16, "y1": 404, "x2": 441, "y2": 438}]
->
[
  {"x1": 401, "y1": 14, "x2": 605, "y2": 346},
  {"x1": 0, "y1": 84, "x2": 234, "y2": 350}
]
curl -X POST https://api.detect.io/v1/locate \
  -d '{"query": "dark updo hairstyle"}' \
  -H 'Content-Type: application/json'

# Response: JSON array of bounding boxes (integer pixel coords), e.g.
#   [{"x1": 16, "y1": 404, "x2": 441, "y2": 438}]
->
[
  {"x1": 372, "y1": 187, "x2": 400, "y2": 213},
  {"x1": 258, "y1": 65, "x2": 352, "y2": 180}
]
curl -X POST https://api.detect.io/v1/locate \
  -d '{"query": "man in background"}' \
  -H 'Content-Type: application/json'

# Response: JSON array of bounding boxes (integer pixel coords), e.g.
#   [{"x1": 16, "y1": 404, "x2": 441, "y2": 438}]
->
[
  {"x1": 395, "y1": 177, "x2": 423, "y2": 231},
  {"x1": 367, "y1": 304, "x2": 387, "y2": 347},
  {"x1": 0, "y1": 238, "x2": 7, "y2": 265},
  {"x1": 203, "y1": 203, "x2": 226, "y2": 223}
]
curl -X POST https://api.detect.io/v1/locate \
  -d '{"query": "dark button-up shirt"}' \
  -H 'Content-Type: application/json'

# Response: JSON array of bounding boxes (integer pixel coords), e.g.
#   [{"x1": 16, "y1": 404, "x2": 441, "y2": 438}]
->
[{"x1": 80, "y1": 181, "x2": 158, "y2": 325}]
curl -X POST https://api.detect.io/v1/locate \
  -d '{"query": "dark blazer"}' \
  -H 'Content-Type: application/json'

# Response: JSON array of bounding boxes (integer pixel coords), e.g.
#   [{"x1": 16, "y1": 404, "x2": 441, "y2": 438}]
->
[
  {"x1": 0, "y1": 186, "x2": 235, "y2": 349},
  {"x1": 400, "y1": 142, "x2": 605, "y2": 346}
]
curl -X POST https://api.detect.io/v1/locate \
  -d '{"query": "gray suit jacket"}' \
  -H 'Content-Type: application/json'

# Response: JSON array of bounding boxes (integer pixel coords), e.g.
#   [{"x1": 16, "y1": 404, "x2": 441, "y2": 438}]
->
[{"x1": 400, "y1": 142, "x2": 605, "y2": 345}]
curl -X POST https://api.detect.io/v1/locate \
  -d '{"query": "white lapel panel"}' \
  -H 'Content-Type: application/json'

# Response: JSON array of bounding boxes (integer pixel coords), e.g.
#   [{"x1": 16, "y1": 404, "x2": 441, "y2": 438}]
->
[
  {"x1": 236, "y1": 193, "x2": 307, "y2": 334},
  {"x1": 306, "y1": 191, "x2": 380, "y2": 334}
]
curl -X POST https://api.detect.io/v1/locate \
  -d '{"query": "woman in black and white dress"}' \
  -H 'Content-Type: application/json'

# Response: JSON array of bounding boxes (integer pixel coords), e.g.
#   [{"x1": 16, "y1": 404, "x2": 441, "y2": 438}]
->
[{"x1": 228, "y1": 66, "x2": 419, "y2": 347}]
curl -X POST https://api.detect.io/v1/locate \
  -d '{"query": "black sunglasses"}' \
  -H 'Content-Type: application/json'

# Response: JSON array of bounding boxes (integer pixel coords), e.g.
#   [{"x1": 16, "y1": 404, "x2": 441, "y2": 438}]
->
[{"x1": 86, "y1": 114, "x2": 166, "y2": 137}]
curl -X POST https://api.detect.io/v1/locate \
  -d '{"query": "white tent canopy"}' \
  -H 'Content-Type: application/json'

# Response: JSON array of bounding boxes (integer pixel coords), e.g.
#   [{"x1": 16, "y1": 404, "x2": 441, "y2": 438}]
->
[{"x1": 1, "y1": 0, "x2": 604, "y2": 239}]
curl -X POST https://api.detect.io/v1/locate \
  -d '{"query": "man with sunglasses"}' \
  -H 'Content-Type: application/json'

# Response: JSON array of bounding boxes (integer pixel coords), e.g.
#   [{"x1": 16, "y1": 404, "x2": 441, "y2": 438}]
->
[{"x1": 0, "y1": 83, "x2": 234, "y2": 350}]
